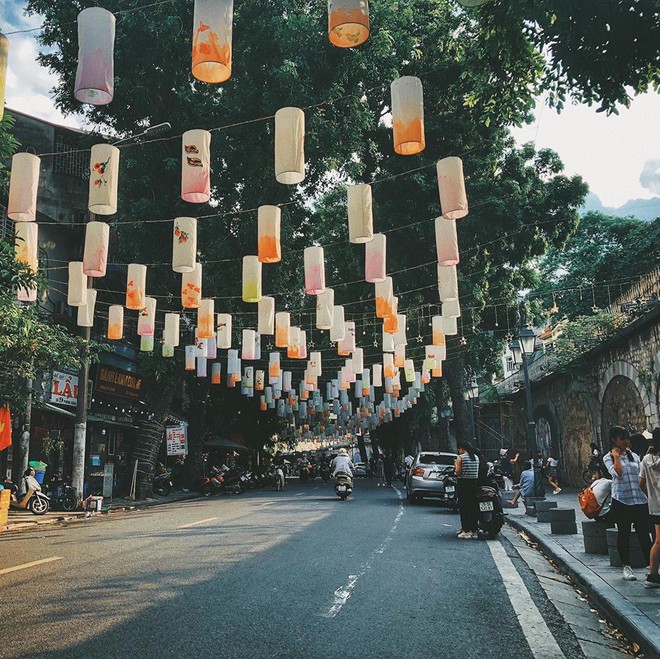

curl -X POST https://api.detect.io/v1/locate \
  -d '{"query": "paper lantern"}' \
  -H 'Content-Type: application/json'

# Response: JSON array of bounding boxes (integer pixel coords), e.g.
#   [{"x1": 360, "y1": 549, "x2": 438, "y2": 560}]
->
[
  {"x1": 126, "y1": 264, "x2": 147, "y2": 310},
  {"x1": 404, "y1": 359, "x2": 416, "y2": 383},
  {"x1": 393, "y1": 314, "x2": 407, "y2": 346},
  {"x1": 14, "y1": 222, "x2": 38, "y2": 273},
  {"x1": 162, "y1": 344, "x2": 174, "y2": 358},
  {"x1": 172, "y1": 217, "x2": 197, "y2": 273},
  {"x1": 344, "y1": 359, "x2": 355, "y2": 383},
  {"x1": 426, "y1": 343, "x2": 445, "y2": 365},
  {"x1": 258, "y1": 205, "x2": 281, "y2": 263},
  {"x1": 432, "y1": 316, "x2": 446, "y2": 348},
  {"x1": 258, "y1": 296, "x2": 275, "y2": 335},
  {"x1": 8, "y1": 153, "x2": 40, "y2": 222},
  {"x1": 83, "y1": 221, "x2": 109, "y2": 277},
  {"x1": 185, "y1": 345, "x2": 196, "y2": 370},
  {"x1": 191, "y1": 0, "x2": 233, "y2": 83},
  {"x1": 352, "y1": 347, "x2": 364, "y2": 373},
  {"x1": 141, "y1": 335, "x2": 155, "y2": 352},
  {"x1": 275, "y1": 107, "x2": 305, "y2": 185},
  {"x1": 304, "y1": 246, "x2": 325, "y2": 295},
  {"x1": 383, "y1": 353, "x2": 395, "y2": 379},
  {"x1": 74, "y1": 7, "x2": 115, "y2": 105},
  {"x1": 137, "y1": 297, "x2": 156, "y2": 337},
  {"x1": 316, "y1": 288, "x2": 334, "y2": 330},
  {"x1": 196, "y1": 356, "x2": 207, "y2": 378},
  {"x1": 216, "y1": 312, "x2": 232, "y2": 348},
  {"x1": 164, "y1": 313, "x2": 180, "y2": 347},
  {"x1": 242, "y1": 255, "x2": 262, "y2": 302},
  {"x1": 309, "y1": 351, "x2": 322, "y2": 377},
  {"x1": 394, "y1": 344, "x2": 405, "y2": 368},
  {"x1": 282, "y1": 371, "x2": 292, "y2": 392},
  {"x1": 195, "y1": 335, "x2": 208, "y2": 358},
  {"x1": 338, "y1": 321, "x2": 355, "y2": 355},
  {"x1": 435, "y1": 217, "x2": 459, "y2": 266},
  {"x1": 372, "y1": 363, "x2": 383, "y2": 387},
  {"x1": 88, "y1": 144, "x2": 119, "y2": 215},
  {"x1": 328, "y1": 0, "x2": 369, "y2": 48},
  {"x1": 181, "y1": 130, "x2": 211, "y2": 203},
  {"x1": 275, "y1": 311, "x2": 290, "y2": 348},
  {"x1": 227, "y1": 348, "x2": 239, "y2": 375},
  {"x1": 361, "y1": 369, "x2": 371, "y2": 397},
  {"x1": 444, "y1": 298, "x2": 461, "y2": 318},
  {"x1": 330, "y1": 306, "x2": 345, "y2": 342},
  {"x1": 441, "y1": 315, "x2": 458, "y2": 336},
  {"x1": 347, "y1": 183, "x2": 373, "y2": 244},
  {"x1": 391, "y1": 76, "x2": 425, "y2": 156},
  {"x1": 0, "y1": 34, "x2": 8, "y2": 121},
  {"x1": 182, "y1": 263, "x2": 202, "y2": 308},
  {"x1": 77, "y1": 289, "x2": 97, "y2": 327},
  {"x1": 438, "y1": 265, "x2": 459, "y2": 302},
  {"x1": 198, "y1": 299, "x2": 215, "y2": 338},
  {"x1": 300, "y1": 330, "x2": 308, "y2": 360},
  {"x1": 107, "y1": 305, "x2": 123, "y2": 340},
  {"x1": 383, "y1": 314, "x2": 398, "y2": 335},
  {"x1": 67, "y1": 262, "x2": 87, "y2": 307},
  {"x1": 375, "y1": 277, "x2": 393, "y2": 319},
  {"x1": 207, "y1": 335, "x2": 217, "y2": 360},
  {"x1": 242, "y1": 329, "x2": 257, "y2": 360},
  {"x1": 259, "y1": 395, "x2": 267, "y2": 411},
  {"x1": 382, "y1": 329, "x2": 394, "y2": 352},
  {"x1": 437, "y1": 157, "x2": 468, "y2": 220},
  {"x1": 212, "y1": 362, "x2": 222, "y2": 384},
  {"x1": 287, "y1": 326, "x2": 301, "y2": 359},
  {"x1": 365, "y1": 233, "x2": 386, "y2": 283}
]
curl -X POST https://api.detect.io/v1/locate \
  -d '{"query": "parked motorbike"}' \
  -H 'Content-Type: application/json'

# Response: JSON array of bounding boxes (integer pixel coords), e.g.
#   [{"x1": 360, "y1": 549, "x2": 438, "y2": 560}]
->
[
  {"x1": 5, "y1": 470, "x2": 50, "y2": 515},
  {"x1": 153, "y1": 466, "x2": 173, "y2": 496},
  {"x1": 488, "y1": 464, "x2": 506, "y2": 491},
  {"x1": 43, "y1": 474, "x2": 78, "y2": 512},
  {"x1": 200, "y1": 465, "x2": 224, "y2": 496},
  {"x1": 440, "y1": 470, "x2": 458, "y2": 512},
  {"x1": 320, "y1": 463, "x2": 331, "y2": 482},
  {"x1": 476, "y1": 476, "x2": 504, "y2": 539},
  {"x1": 334, "y1": 471, "x2": 353, "y2": 501}
]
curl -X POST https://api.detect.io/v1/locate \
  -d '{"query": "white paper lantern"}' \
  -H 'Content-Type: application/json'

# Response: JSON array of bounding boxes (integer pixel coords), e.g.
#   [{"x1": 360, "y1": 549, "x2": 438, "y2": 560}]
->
[
  {"x1": 242, "y1": 329, "x2": 257, "y2": 360},
  {"x1": 338, "y1": 321, "x2": 355, "y2": 355},
  {"x1": 77, "y1": 289, "x2": 97, "y2": 327},
  {"x1": 74, "y1": 7, "x2": 115, "y2": 105},
  {"x1": 198, "y1": 298, "x2": 215, "y2": 339},
  {"x1": 394, "y1": 344, "x2": 405, "y2": 368},
  {"x1": 441, "y1": 315, "x2": 458, "y2": 336},
  {"x1": 14, "y1": 222, "x2": 38, "y2": 273},
  {"x1": 217, "y1": 312, "x2": 232, "y2": 348},
  {"x1": 309, "y1": 351, "x2": 322, "y2": 377},
  {"x1": 304, "y1": 246, "x2": 325, "y2": 295},
  {"x1": 83, "y1": 221, "x2": 110, "y2": 277},
  {"x1": 164, "y1": 313, "x2": 180, "y2": 347},
  {"x1": 195, "y1": 335, "x2": 208, "y2": 358},
  {"x1": 435, "y1": 217, "x2": 460, "y2": 266},
  {"x1": 404, "y1": 359, "x2": 415, "y2": 383},
  {"x1": 353, "y1": 347, "x2": 364, "y2": 373},
  {"x1": 141, "y1": 335, "x2": 155, "y2": 352},
  {"x1": 182, "y1": 263, "x2": 202, "y2": 308},
  {"x1": 137, "y1": 297, "x2": 156, "y2": 337},
  {"x1": 192, "y1": 0, "x2": 233, "y2": 83},
  {"x1": 255, "y1": 370, "x2": 265, "y2": 391},
  {"x1": 372, "y1": 363, "x2": 383, "y2": 387},
  {"x1": 269, "y1": 352, "x2": 281, "y2": 383},
  {"x1": 258, "y1": 205, "x2": 281, "y2": 263},
  {"x1": 375, "y1": 276, "x2": 394, "y2": 319},
  {"x1": 347, "y1": 183, "x2": 373, "y2": 244},
  {"x1": 185, "y1": 345, "x2": 196, "y2": 370},
  {"x1": 258, "y1": 296, "x2": 275, "y2": 335},
  {"x1": 242, "y1": 255, "x2": 262, "y2": 302},
  {"x1": 316, "y1": 288, "x2": 334, "y2": 330},
  {"x1": 330, "y1": 305, "x2": 346, "y2": 342},
  {"x1": 275, "y1": 311, "x2": 290, "y2": 348},
  {"x1": 438, "y1": 265, "x2": 459, "y2": 302},
  {"x1": 391, "y1": 76, "x2": 425, "y2": 156},
  {"x1": 382, "y1": 328, "x2": 394, "y2": 352},
  {"x1": 282, "y1": 370, "x2": 292, "y2": 392},
  {"x1": 275, "y1": 107, "x2": 305, "y2": 184},
  {"x1": 383, "y1": 353, "x2": 395, "y2": 379},
  {"x1": 432, "y1": 316, "x2": 446, "y2": 347},
  {"x1": 162, "y1": 344, "x2": 174, "y2": 358},
  {"x1": 444, "y1": 298, "x2": 461, "y2": 318},
  {"x1": 437, "y1": 157, "x2": 468, "y2": 220},
  {"x1": 126, "y1": 263, "x2": 147, "y2": 310},
  {"x1": 88, "y1": 144, "x2": 119, "y2": 215},
  {"x1": 67, "y1": 262, "x2": 87, "y2": 307},
  {"x1": 107, "y1": 305, "x2": 123, "y2": 340},
  {"x1": 172, "y1": 217, "x2": 197, "y2": 273},
  {"x1": 207, "y1": 335, "x2": 217, "y2": 360},
  {"x1": 393, "y1": 314, "x2": 407, "y2": 346},
  {"x1": 365, "y1": 233, "x2": 386, "y2": 283},
  {"x1": 181, "y1": 130, "x2": 211, "y2": 203},
  {"x1": 328, "y1": 0, "x2": 369, "y2": 48},
  {"x1": 8, "y1": 153, "x2": 40, "y2": 222}
]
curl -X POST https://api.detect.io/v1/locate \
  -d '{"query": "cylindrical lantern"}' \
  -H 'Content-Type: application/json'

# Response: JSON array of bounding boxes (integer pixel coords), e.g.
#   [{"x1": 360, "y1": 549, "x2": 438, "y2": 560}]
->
[
  {"x1": 74, "y1": 7, "x2": 115, "y2": 105},
  {"x1": 353, "y1": 347, "x2": 364, "y2": 373},
  {"x1": 137, "y1": 297, "x2": 156, "y2": 337},
  {"x1": 196, "y1": 337, "x2": 208, "y2": 358},
  {"x1": 382, "y1": 328, "x2": 394, "y2": 352},
  {"x1": 182, "y1": 263, "x2": 202, "y2": 308},
  {"x1": 316, "y1": 288, "x2": 334, "y2": 330},
  {"x1": 304, "y1": 246, "x2": 325, "y2": 295},
  {"x1": 258, "y1": 296, "x2": 275, "y2": 335},
  {"x1": 67, "y1": 262, "x2": 87, "y2": 307},
  {"x1": 330, "y1": 306, "x2": 345, "y2": 342},
  {"x1": 391, "y1": 76, "x2": 425, "y2": 156},
  {"x1": 207, "y1": 335, "x2": 217, "y2": 360},
  {"x1": 365, "y1": 233, "x2": 386, "y2": 283},
  {"x1": 394, "y1": 344, "x2": 405, "y2": 369},
  {"x1": 164, "y1": 313, "x2": 180, "y2": 347},
  {"x1": 438, "y1": 265, "x2": 459, "y2": 302},
  {"x1": 383, "y1": 353, "x2": 395, "y2": 379},
  {"x1": 107, "y1": 305, "x2": 123, "y2": 340},
  {"x1": 338, "y1": 321, "x2": 356, "y2": 355},
  {"x1": 212, "y1": 362, "x2": 222, "y2": 384},
  {"x1": 172, "y1": 217, "x2": 197, "y2": 273},
  {"x1": 444, "y1": 298, "x2": 461, "y2": 318},
  {"x1": 282, "y1": 371, "x2": 292, "y2": 392},
  {"x1": 83, "y1": 221, "x2": 110, "y2": 277},
  {"x1": 435, "y1": 217, "x2": 459, "y2": 266},
  {"x1": 404, "y1": 359, "x2": 415, "y2": 383},
  {"x1": 216, "y1": 312, "x2": 232, "y2": 348},
  {"x1": 88, "y1": 144, "x2": 119, "y2": 215},
  {"x1": 185, "y1": 345, "x2": 196, "y2": 370},
  {"x1": 77, "y1": 289, "x2": 97, "y2": 328},
  {"x1": 14, "y1": 222, "x2": 38, "y2": 273},
  {"x1": 309, "y1": 351, "x2": 322, "y2": 377},
  {"x1": 441, "y1": 315, "x2": 458, "y2": 336},
  {"x1": 126, "y1": 263, "x2": 147, "y2": 310},
  {"x1": 141, "y1": 335, "x2": 155, "y2": 352},
  {"x1": 242, "y1": 329, "x2": 257, "y2": 360},
  {"x1": 393, "y1": 313, "x2": 407, "y2": 346},
  {"x1": 432, "y1": 316, "x2": 446, "y2": 347},
  {"x1": 437, "y1": 157, "x2": 468, "y2": 220},
  {"x1": 198, "y1": 298, "x2": 215, "y2": 338},
  {"x1": 258, "y1": 205, "x2": 281, "y2": 263},
  {"x1": 162, "y1": 344, "x2": 174, "y2": 358},
  {"x1": 375, "y1": 277, "x2": 394, "y2": 319},
  {"x1": 328, "y1": 0, "x2": 369, "y2": 48},
  {"x1": 269, "y1": 352, "x2": 281, "y2": 383},
  {"x1": 242, "y1": 255, "x2": 262, "y2": 302},
  {"x1": 347, "y1": 183, "x2": 373, "y2": 244},
  {"x1": 275, "y1": 107, "x2": 305, "y2": 185},
  {"x1": 362, "y1": 369, "x2": 371, "y2": 397},
  {"x1": 8, "y1": 153, "x2": 40, "y2": 222},
  {"x1": 383, "y1": 314, "x2": 398, "y2": 335},
  {"x1": 181, "y1": 130, "x2": 211, "y2": 203},
  {"x1": 191, "y1": 0, "x2": 233, "y2": 83},
  {"x1": 0, "y1": 34, "x2": 8, "y2": 122},
  {"x1": 287, "y1": 326, "x2": 300, "y2": 359},
  {"x1": 275, "y1": 311, "x2": 290, "y2": 348},
  {"x1": 372, "y1": 363, "x2": 383, "y2": 387},
  {"x1": 227, "y1": 348, "x2": 239, "y2": 376}
]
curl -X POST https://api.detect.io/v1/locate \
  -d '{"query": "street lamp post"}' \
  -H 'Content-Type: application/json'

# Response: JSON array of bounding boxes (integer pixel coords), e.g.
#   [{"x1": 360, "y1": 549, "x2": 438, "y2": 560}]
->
[{"x1": 462, "y1": 374, "x2": 479, "y2": 444}]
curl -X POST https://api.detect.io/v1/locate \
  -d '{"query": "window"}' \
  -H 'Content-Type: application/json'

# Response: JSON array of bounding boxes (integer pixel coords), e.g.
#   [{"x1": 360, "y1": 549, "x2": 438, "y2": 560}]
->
[
  {"x1": 505, "y1": 357, "x2": 514, "y2": 373},
  {"x1": 53, "y1": 135, "x2": 89, "y2": 179}
]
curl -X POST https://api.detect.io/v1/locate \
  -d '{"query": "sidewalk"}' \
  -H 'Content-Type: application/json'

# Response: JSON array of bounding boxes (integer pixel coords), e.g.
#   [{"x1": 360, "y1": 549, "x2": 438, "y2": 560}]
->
[
  {"x1": 3, "y1": 490, "x2": 201, "y2": 533},
  {"x1": 505, "y1": 488, "x2": 660, "y2": 657}
]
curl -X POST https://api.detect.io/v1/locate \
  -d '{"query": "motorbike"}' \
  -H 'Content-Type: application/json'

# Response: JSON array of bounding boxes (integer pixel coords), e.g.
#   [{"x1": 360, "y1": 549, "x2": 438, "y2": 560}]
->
[
  {"x1": 488, "y1": 464, "x2": 506, "y2": 491},
  {"x1": 476, "y1": 476, "x2": 504, "y2": 539},
  {"x1": 153, "y1": 466, "x2": 173, "y2": 496},
  {"x1": 334, "y1": 471, "x2": 353, "y2": 501},
  {"x1": 44, "y1": 475, "x2": 78, "y2": 512},
  {"x1": 200, "y1": 465, "x2": 225, "y2": 496},
  {"x1": 269, "y1": 465, "x2": 285, "y2": 491},
  {"x1": 440, "y1": 469, "x2": 458, "y2": 512},
  {"x1": 6, "y1": 471, "x2": 50, "y2": 515},
  {"x1": 320, "y1": 463, "x2": 331, "y2": 482},
  {"x1": 299, "y1": 463, "x2": 309, "y2": 482}
]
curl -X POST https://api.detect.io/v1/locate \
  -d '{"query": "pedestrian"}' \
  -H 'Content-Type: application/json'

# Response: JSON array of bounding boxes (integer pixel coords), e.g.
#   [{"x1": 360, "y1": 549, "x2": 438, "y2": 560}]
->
[
  {"x1": 455, "y1": 441, "x2": 480, "y2": 539},
  {"x1": 639, "y1": 428, "x2": 660, "y2": 588},
  {"x1": 587, "y1": 467, "x2": 613, "y2": 523},
  {"x1": 630, "y1": 432, "x2": 649, "y2": 458},
  {"x1": 499, "y1": 448, "x2": 518, "y2": 491},
  {"x1": 603, "y1": 426, "x2": 653, "y2": 581},
  {"x1": 508, "y1": 461, "x2": 534, "y2": 507},
  {"x1": 545, "y1": 451, "x2": 561, "y2": 494}
]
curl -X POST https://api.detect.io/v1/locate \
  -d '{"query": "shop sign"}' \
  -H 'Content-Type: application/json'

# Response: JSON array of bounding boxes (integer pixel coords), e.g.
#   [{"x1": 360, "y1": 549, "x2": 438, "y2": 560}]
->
[
  {"x1": 51, "y1": 371, "x2": 79, "y2": 407},
  {"x1": 166, "y1": 425, "x2": 188, "y2": 456},
  {"x1": 96, "y1": 366, "x2": 143, "y2": 400}
]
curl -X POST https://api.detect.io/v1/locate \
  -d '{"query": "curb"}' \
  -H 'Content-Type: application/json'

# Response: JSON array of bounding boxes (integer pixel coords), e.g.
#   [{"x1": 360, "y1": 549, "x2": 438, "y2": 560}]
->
[{"x1": 506, "y1": 515, "x2": 660, "y2": 657}]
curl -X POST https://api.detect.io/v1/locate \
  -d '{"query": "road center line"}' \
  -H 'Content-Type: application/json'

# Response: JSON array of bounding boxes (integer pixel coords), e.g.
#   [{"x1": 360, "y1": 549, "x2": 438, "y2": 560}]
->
[
  {"x1": 178, "y1": 517, "x2": 219, "y2": 529},
  {"x1": 0, "y1": 556, "x2": 63, "y2": 576},
  {"x1": 487, "y1": 540, "x2": 565, "y2": 659},
  {"x1": 322, "y1": 487, "x2": 404, "y2": 618}
]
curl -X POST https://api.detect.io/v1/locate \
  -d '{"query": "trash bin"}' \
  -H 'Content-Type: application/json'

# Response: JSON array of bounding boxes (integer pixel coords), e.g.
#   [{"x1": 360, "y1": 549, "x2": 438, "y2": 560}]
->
[
  {"x1": 83, "y1": 495, "x2": 103, "y2": 513},
  {"x1": 29, "y1": 460, "x2": 48, "y2": 485}
]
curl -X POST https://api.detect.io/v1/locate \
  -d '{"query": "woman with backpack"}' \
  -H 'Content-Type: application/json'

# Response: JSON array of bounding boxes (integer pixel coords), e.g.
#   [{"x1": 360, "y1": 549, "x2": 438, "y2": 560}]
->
[{"x1": 579, "y1": 467, "x2": 612, "y2": 522}]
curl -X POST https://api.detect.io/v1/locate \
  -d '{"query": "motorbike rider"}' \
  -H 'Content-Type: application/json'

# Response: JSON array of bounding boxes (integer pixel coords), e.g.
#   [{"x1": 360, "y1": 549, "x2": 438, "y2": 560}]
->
[
  {"x1": 331, "y1": 448, "x2": 354, "y2": 478},
  {"x1": 272, "y1": 450, "x2": 286, "y2": 483}
]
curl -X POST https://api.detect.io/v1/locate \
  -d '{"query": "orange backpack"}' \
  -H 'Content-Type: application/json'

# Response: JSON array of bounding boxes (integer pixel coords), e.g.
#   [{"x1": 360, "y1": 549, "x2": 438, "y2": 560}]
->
[{"x1": 578, "y1": 487, "x2": 602, "y2": 519}]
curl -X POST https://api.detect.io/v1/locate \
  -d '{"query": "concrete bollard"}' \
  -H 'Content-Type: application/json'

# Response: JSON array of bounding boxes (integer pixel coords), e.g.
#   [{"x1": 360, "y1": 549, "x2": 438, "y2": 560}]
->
[
  {"x1": 606, "y1": 528, "x2": 647, "y2": 568},
  {"x1": 549, "y1": 508, "x2": 578, "y2": 535},
  {"x1": 535, "y1": 500, "x2": 558, "y2": 523},
  {"x1": 582, "y1": 521, "x2": 613, "y2": 554}
]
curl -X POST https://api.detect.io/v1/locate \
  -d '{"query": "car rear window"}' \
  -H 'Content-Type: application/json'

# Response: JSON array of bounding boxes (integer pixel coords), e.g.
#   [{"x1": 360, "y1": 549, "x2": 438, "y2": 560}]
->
[{"x1": 418, "y1": 454, "x2": 455, "y2": 465}]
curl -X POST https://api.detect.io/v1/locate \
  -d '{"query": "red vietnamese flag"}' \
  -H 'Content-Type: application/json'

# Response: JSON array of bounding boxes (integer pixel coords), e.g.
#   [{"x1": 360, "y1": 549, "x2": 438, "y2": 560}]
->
[{"x1": 0, "y1": 406, "x2": 11, "y2": 452}]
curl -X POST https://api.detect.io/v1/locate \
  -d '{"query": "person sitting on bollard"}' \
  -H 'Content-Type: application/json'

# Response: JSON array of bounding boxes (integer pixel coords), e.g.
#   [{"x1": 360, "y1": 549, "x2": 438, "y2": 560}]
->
[
  {"x1": 587, "y1": 467, "x2": 613, "y2": 523},
  {"x1": 508, "y1": 461, "x2": 534, "y2": 508}
]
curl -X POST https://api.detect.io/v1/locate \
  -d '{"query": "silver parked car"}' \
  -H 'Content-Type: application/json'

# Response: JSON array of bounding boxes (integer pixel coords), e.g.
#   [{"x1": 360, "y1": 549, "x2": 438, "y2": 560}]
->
[{"x1": 406, "y1": 451, "x2": 457, "y2": 505}]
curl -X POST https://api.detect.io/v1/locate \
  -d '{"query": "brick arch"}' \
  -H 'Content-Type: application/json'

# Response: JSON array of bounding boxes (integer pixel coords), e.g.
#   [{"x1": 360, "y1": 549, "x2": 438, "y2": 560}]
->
[{"x1": 600, "y1": 360, "x2": 658, "y2": 424}]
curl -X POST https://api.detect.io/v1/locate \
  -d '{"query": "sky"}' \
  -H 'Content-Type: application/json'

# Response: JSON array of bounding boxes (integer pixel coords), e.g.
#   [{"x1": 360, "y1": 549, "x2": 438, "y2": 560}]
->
[{"x1": 2, "y1": 1, "x2": 659, "y2": 209}]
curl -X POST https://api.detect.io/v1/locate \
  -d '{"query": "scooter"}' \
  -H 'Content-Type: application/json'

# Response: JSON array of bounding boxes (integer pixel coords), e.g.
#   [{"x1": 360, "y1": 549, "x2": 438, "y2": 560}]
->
[
  {"x1": 477, "y1": 476, "x2": 504, "y2": 539},
  {"x1": 200, "y1": 465, "x2": 224, "y2": 496},
  {"x1": 440, "y1": 469, "x2": 458, "y2": 512},
  {"x1": 44, "y1": 475, "x2": 79, "y2": 512},
  {"x1": 7, "y1": 470, "x2": 50, "y2": 515},
  {"x1": 320, "y1": 463, "x2": 331, "y2": 482},
  {"x1": 334, "y1": 471, "x2": 353, "y2": 501}
]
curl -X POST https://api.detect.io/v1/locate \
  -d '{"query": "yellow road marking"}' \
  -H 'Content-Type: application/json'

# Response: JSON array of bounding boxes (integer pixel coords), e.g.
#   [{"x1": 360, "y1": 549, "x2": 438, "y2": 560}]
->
[
  {"x1": 0, "y1": 556, "x2": 63, "y2": 576},
  {"x1": 178, "y1": 517, "x2": 219, "y2": 529}
]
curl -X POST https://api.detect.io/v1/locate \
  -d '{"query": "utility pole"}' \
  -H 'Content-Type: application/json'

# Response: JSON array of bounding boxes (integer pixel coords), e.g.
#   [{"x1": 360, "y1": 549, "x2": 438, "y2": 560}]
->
[{"x1": 15, "y1": 375, "x2": 33, "y2": 482}]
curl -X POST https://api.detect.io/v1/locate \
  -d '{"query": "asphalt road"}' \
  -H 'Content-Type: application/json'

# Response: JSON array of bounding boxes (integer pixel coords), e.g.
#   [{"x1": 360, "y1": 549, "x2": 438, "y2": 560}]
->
[{"x1": 0, "y1": 479, "x2": 620, "y2": 658}]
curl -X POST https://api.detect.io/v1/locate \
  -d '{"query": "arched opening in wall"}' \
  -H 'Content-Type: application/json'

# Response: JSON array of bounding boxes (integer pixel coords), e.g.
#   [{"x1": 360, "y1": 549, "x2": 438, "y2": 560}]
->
[
  {"x1": 534, "y1": 405, "x2": 558, "y2": 459},
  {"x1": 562, "y1": 393, "x2": 594, "y2": 487},
  {"x1": 601, "y1": 375, "x2": 646, "y2": 441}
]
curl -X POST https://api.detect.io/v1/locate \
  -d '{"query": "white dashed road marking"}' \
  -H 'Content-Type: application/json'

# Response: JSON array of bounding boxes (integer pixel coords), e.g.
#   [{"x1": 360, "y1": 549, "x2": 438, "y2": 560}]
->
[
  {"x1": 178, "y1": 517, "x2": 219, "y2": 529},
  {"x1": 0, "y1": 556, "x2": 63, "y2": 575}
]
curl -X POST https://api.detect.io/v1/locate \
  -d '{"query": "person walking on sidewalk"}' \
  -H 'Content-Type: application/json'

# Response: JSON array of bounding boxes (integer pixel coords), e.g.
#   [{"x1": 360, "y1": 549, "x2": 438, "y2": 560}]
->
[
  {"x1": 639, "y1": 427, "x2": 660, "y2": 588},
  {"x1": 603, "y1": 426, "x2": 653, "y2": 581},
  {"x1": 545, "y1": 451, "x2": 561, "y2": 494},
  {"x1": 455, "y1": 441, "x2": 480, "y2": 539}
]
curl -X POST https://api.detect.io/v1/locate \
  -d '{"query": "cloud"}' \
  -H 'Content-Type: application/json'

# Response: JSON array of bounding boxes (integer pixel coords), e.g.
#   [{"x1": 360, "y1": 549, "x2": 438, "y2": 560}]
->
[{"x1": 640, "y1": 159, "x2": 660, "y2": 195}]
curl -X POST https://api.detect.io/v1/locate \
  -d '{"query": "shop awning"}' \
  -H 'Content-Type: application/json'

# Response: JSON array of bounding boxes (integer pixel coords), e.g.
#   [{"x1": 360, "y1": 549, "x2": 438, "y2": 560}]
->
[
  {"x1": 87, "y1": 414, "x2": 140, "y2": 429},
  {"x1": 203, "y1": 436, "x2": 251, "y2": 452},
  {"x1": 34, "y1": 400, "x2": 76, "y2": 418}
]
